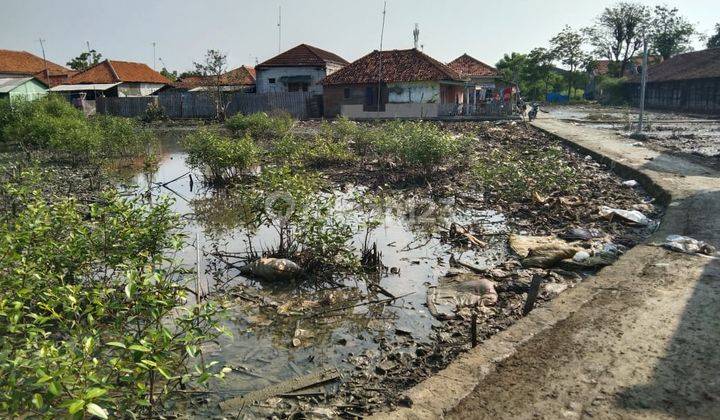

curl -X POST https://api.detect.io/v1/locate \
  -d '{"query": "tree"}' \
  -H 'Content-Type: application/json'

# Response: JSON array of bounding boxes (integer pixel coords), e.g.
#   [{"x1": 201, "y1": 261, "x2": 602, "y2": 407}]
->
[
  {"x1": 550, "y1": 26, "x2": 589, "y2": 98},
  {"x1": 707, "y1": 24, "x2": 720, "y2": 49},
  {"x1": 649, "y1": 5, "x2": 696, "y2": 60},
  {"x1": 496, "y1": 48, "x2": 561, "y2": 100},
  {"x1": 66, "y1": 49, "x2": 103, "y2": 71},
  {"x1": 193, "y1": 50, "x2": 229, "y2": 120},
  {"x1": 160, "y1": 67, "x2": 178, "y2": 82},
  {"x1": 178, "y1": 70, "x2": 203, "y2": 79},
  {"x1": 585, "y1": 2, "x2": 649, "y2": 77}
]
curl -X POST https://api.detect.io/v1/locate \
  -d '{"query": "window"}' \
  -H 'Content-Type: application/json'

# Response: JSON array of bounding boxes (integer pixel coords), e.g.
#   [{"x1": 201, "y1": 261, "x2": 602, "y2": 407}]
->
[
  {"x1": 344, "y1": 88, "x2": 351, "y2": 99},
  {"x1": 269, "y1": 78, "x2": 276, "y2": 84}
]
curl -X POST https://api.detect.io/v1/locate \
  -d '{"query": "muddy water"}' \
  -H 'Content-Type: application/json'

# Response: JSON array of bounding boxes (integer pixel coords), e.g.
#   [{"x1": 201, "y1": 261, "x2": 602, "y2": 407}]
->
[{"x1": 123, "y1": 131, "x2": 507, "y2": 416}]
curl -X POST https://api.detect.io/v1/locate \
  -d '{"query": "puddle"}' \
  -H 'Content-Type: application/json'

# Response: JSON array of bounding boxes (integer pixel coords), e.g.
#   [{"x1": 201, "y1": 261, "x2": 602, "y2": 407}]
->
[{"x1": 120, "y1": 131, "x2": 507, "y2": 417}]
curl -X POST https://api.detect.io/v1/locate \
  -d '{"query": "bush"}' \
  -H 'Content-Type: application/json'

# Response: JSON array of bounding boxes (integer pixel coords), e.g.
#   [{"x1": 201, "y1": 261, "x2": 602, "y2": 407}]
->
[
  {"x1": 225, "y1": 112, "x2": 294, "y2": 139},
  {"x1": 182, "y1": 128, "x2": 261, "y2": 183},
  {"x1": 140, "y1": 102, "x2": 168, "y2": 123},
  {"x1": 596, "y1": 76, "x2": 629, "y2": 105},
  {"x1": 92, "y1": 115, "x2": 155, "y2": 158},
  {"x1": 374, "y1": 121, "x2": 463, "y2": 172},
  {"x1": 0, "y1": 171, "x2": 226, "y2": 418}
]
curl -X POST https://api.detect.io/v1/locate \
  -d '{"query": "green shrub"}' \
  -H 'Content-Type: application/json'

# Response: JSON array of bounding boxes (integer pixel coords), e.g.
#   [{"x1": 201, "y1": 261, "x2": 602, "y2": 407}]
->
[
  {"x1": 182, "y1": 128, "x2": 261, "y2": 183},
  {"x1": 596, "y1": 76, "x2": 629, "y2": 105},
  {"x1": 0, "y1": 172, "x2": 226, "y2": 418},
  {"x1": 92, "y1": 115, "x2": 155, "y2": 158},
  {"x1": 374, "y1": 121, "x2": 462, "y2": 172},
  {"x1": 140, "y1": 102, "x2": 168, "y2": 123},
  {"x1": 225, "y1": 112, "x2": 293, "y2": 139}
]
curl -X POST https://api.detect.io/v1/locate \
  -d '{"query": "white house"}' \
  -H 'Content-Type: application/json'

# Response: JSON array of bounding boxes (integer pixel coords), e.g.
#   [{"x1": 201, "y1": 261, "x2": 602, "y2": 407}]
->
[{"x1": 255, "y1": 44, "x2": 349, "y2": 95}]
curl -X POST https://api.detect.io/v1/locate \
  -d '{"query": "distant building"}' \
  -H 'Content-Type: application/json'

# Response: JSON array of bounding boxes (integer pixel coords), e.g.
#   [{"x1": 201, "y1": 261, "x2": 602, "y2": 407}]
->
[
  {"x1": 447, "y1": 53, "x2": 503, "y2": 105},
  {"x1": 255, "y1": 44, "x2": 349, "y2": 95},
  {"x1": 172, "y1": 65, "x2": 256, "y2": 93},
  {"x1": 321, "y1": 48, "x2": 466, "y2": 119},
  {"x1": 0, "y1": 76, "x2": 48, "y2": 101},
  {"x1": 593, "y1": 56, "x2": 662, "y2": 78},
  {"x1": 0, "y1": 49, "x2": 75, "y2": 86},
  {"x1": 628, "y1": 48, "x2": 720, "y2": 114},
  {"x1": 51, "y1": 59, "x2": 171, "y2": 98}
]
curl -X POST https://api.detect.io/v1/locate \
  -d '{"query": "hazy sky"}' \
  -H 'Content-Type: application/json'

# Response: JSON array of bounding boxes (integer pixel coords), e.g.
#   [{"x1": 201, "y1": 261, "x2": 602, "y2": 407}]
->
[{"x1": 1, "y1": 0, "x2": 717, "y2": 72}]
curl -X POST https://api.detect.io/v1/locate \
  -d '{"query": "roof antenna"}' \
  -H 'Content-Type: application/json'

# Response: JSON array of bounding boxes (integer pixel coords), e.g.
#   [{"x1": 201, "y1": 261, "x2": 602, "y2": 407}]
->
[
  {"x1": 377, "y1": 1, "x2": 387, "y2": 112},
  {"x1": 413, "y1": 23, "x2": 420, "y2": 50},
  {"x1": 277, "y1": 5, "x2": 282, "y2": 54},
  {"x1": 37, "y1": 38, "x2": 49, "y2": 82}
]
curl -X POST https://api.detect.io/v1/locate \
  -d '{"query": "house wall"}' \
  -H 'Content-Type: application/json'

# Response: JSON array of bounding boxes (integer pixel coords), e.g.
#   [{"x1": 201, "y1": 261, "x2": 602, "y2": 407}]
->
[
  {"x1": 630, "y1": 78, "x2": 720, "y2": 114},
  {"x1": 340, "y1": 103, "x2": 439, "y2": 119},
  {"x1": 8, "y1": 79, "x2": 47, "y2": 101},
  {"x1": 388, "y1": 81, "x2": 440, "y2": 103},
  {"x1": 255, "y1": 66, "x2": 327, "y2": 95},
  {"x1": 117, "y1": 83, "x2": 165, "y2": 97}
]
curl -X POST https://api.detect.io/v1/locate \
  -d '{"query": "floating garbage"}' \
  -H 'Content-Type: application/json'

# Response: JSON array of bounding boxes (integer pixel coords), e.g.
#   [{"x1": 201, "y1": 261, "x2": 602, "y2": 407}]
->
[
  {"x1": 663, "y1": 235, "x2": 716, "y2": 256},
  {"x1": 599, "y1": 206, "x2": 650, "y2": 226},
  {"x1": 239, "y1": 257, "x2": 302, "y2": 281},
  {"x1": 622, "y1": 180, "x2": 639, "y2": 187}
]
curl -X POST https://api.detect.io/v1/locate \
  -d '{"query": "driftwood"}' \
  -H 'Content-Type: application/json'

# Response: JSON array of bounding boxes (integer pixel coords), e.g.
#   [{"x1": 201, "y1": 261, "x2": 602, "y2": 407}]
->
[{"x1": 219, "y1": 367, "x2": 341, "y2": 412}]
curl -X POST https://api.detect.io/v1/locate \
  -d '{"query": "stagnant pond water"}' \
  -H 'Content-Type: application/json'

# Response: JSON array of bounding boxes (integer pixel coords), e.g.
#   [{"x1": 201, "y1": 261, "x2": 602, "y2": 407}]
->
[{"x1": 120, "y1": 131, "x2": 508, "y2": 416}]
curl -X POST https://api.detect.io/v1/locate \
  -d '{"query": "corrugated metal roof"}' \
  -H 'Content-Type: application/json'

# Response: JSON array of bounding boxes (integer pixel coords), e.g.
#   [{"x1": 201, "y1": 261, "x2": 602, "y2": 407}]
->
[
  {"x1": 50, "y1": 82, "x2": 121, "y2": 92},
  {"x1": 0, "y1": 77, "x2": 36, "y2": 93}
]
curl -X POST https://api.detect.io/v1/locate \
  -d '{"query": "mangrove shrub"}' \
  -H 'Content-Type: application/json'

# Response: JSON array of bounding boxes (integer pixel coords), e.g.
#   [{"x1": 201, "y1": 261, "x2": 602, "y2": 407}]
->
[{"x1": 182, "y1": 128, "x2": 261, "y2": 183}]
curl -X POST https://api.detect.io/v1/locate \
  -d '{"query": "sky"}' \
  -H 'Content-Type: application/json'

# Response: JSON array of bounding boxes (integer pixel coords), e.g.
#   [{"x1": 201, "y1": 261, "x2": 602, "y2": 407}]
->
[{"x1": 1, "y1": 0, "x2": 717, "y2": 72}]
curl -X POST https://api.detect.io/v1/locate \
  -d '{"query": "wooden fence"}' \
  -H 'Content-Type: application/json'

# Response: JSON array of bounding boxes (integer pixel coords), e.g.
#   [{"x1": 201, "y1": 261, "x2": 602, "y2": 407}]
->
[{"x1": 96, "y1": 91, "x2": 319, "y2": 119}]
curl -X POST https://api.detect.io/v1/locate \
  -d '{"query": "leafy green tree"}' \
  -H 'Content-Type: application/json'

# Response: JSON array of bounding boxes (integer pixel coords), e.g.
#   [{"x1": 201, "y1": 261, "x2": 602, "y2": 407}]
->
[
  {"x1": 66, "y1": 49, "x2": 103, "y2": 71},
  {"x1": 550, "y1": 26, "x2": 589, "y2": 98},
  {"x1": 707, "y1": 24, "x2": 720, "y2": 49},
  {"x1": 649, "y1": 5, "x2": 696, "y2": 60},
  {"x1": 160, "y1": 67, "x2": 178, "y2": 82},
  {"x1": 496, "y1": 49, "x2": 561, "y2": 100},
  {"x1": 193, "y1": 50, "x2": 229, "y2": 120},
  {"x1": 585, "y1": 2, "x2": 649, "y2": 77}
]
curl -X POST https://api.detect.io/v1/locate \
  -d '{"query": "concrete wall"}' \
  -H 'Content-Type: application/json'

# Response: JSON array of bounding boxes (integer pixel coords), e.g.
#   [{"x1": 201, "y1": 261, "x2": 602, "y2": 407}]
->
[
  {"x1": 630, "y1": 78, "x2": 720, "y2": 114},
  {"x1": 255, "y1": 66, "x2": 327, "y2": 95},
  {"x1": 340, "y1": 103, "x2": 439, "y2": 119},
  {"x1": 388, "y1": 81, "x2": 440, "y2": 103},
  {"x1": 117, "y1": 83, "x2": 165, "y2": 97}
]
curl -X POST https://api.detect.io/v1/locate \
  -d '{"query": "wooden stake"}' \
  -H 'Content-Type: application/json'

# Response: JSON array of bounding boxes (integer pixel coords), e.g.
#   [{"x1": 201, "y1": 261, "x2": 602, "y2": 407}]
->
[{"x1": 523, "y1": 274, "x2": 544, "y2": 315}]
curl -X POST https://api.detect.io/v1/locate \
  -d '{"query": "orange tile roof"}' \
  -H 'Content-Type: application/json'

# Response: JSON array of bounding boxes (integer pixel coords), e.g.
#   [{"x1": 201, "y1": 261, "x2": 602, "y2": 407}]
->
[
  {"x1": 0, "y1": 49, "x2": 74, "y2": 86},
  {"x1": 257, "y1": 44, "x2": 349, "y2": 68},
  {"x1": 69, "y1": 59, "x2": 171, "y2": 85},
  {"x1": 322, "y1": 49, "x2": 462, "y2": 85},
  {"x1": 174, "y1": 65, "x2": 256, "y2": 89},
  {"x1": 447, "y1": 54, "x2": 498, "y2": 78}
]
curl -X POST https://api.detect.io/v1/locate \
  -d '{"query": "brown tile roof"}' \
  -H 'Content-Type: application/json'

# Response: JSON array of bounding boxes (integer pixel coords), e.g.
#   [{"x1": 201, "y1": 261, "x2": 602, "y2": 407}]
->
[
  {"x1": 629, "y1": 49, "x2": 720, "y2": 83},
  {"x1": 69, "y1": 59, "x2": 171, "y2": 85},
  {"x1": 257, "y1": 44, "x2": 349, "y2": 68},
  {"x1": 174, "y1": 66, "x2": 256, "y2": 89},
  {"x1": 595, "y1": 56, "x2": 662, "y2": 77},
  {"x1": 0, "y1": 49, "x2": 74, "y2": 86},
  {"x1": 447, "y1": 54, "x2": 497, "y2": 78},
  {"x1": 322, "y1": 48, "x2": 463, "y2": 85}
]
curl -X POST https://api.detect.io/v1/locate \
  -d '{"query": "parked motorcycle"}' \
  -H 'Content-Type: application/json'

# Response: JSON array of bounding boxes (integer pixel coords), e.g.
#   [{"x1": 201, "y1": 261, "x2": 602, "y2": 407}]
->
[{"x1": 528, "y1": 103, "x2": 539, "y2": 121}]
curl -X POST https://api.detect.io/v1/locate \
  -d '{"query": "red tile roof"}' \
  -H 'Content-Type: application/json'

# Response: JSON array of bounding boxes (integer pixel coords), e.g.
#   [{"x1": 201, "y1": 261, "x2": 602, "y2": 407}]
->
[
  {"x1": 447, "y1": 54, "x2": 497, "y2": 78},
  {"x1": 175, "y1": 65, "x2": 256, "y2": 89},
  {"x1": 69, "y1": 59, "x2": 171, "y2": 85},
  {"x1": 0, "y1": 49, "x2": 74, "y2": 86},
  {"x1": 322, "y1": 49, "x2": 463, "y2": 85},
  {"x1": 257, "y1": 44, "x2": 349, "y2": 68},
  {"x1": 629, "y1": 49, "x2": 720, "y2": 83},
  {"x1": 595, "y1": 56, "x2": 662, "y2": 76}
]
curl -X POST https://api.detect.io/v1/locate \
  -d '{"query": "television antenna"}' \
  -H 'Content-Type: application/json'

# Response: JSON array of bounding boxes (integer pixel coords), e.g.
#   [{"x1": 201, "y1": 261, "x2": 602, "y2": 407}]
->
[
  {"x1": 37, "y1": 38, "x2": 49, "y2": 81},
  {"x1": 277, "y1": 5, "x2": 282, "y2": 53},
  {"x1": 377, "y1": 1, "x2": 387, "y2": 112},
  {"x1": 413, "y1": 23, "x2": 420, "y2": 49}
]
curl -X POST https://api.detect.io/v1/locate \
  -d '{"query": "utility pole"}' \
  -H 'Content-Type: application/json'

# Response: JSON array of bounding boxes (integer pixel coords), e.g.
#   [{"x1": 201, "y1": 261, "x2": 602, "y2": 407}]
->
[
  {"x1": 413, "y1": 23, "x2": 420, "y2": 50},
  {"x1": 86, "y1": 41, "x2": 91, "y2": 67},
  {"x1": 377, "y1": 1, "x2": 387, "y2": 113},
  {"x1": 637, "y1": 32, "x2": 649, "y2": 134},
  {"x1": 38, "y1": 38, "x2": 49, "y2": 82},
  {"x1": 277, "y1": 6, "x2": 282, "y2": 54},
  {"x1": 152, "y1": 42, "x2": 157, "y2": 70}
]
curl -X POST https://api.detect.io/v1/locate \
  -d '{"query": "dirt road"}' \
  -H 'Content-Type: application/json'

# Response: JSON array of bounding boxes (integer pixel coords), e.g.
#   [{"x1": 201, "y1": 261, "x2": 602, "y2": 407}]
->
[{"x1": 373, "y1": 117, "x2": 720, "y2": 419}]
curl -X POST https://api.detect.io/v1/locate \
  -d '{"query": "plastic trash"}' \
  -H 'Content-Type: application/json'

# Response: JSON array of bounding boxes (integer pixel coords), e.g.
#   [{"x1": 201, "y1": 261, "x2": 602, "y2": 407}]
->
[
  {"x1": 573, "y1": 251, "x2": 591, "y2": 262},
  {"x1": 622, "y1": 180, "x2": 639, "y2": 187},
  {"x1": 599, "y1": 206, "x2": 650, "y2": 226},
  {"x1": 663, "y1": 235, "x2": 716, "y2": 256},
  {"x1": 239, "y1": 257, "x2": 302, "y2": 281}
]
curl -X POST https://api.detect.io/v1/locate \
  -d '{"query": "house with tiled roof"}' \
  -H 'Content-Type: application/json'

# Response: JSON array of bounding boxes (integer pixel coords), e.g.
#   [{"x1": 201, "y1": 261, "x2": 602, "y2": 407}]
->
[
  {"x1": 447, "y1": 53, "x2": 505, "y2": 105},
  {"x1": 627, "y1": 48, "x2": 720, "y2": 114},
  {"x1": 321, "y1": 48, "x2": 467, "y2": 118},
  {"x1": 173, "y1": 65, "x2": 256, "y2": 93},
  {"x1": 255, "y1": 44, "x2": 348, "y2": 95},
  {"x1": 50, "y1": 59, "x2": 171, "y2": 98},
  {"x1": 0, "y1": 49, "x2": 75, "y2": 87}
]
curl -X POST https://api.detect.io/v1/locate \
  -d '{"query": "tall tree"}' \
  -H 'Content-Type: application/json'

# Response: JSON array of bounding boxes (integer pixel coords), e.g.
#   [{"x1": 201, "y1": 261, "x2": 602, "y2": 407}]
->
[
  {"x1": 193, "y1": 50, "x2": 228, "y2": 120},
  {"x1": 66, "y1": 49, "x2": 103, "y2": 71},
  {"x1": 649, "y1": 5, "x2": 696, "y2": 60},
  {"x1": 160, "y1": 67, "x2": 178, "y2": 82},
  {"x1": 707, "y1": 24, "x2": 720, "y2": 49},
  {"x1": 550, "y1": 26, "x2": 588, "y2": 98},
  {"x1": 585, "y1": 2, "x2": 649, "y2": 77}
]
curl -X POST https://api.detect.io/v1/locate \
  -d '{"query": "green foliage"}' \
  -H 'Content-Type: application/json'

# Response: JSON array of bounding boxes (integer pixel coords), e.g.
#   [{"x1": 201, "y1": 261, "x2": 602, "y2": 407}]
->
[
  {"x1": 595, "y1": 76, "x2": 629, "y2": 105},
  {"x1": 182, "y1": 128, "x2": 261, "y2": 183},
  {"x1": 225, "y1": 112, "x2": 294, "y2": 140},
  {"x1": 648, "y1": 5, "x2": 696, "y2": 60},
  {"x1": 140, "y1": 102, "x2": 169, "y2": 123},
  {"x1": 66, "y1": 49, "x2": 103, "y2": 72},
  {"x1": 473, "y1": 144, "x2": 577, "y2": 202},
  {"x1": 496, "y1": 48, "x2": 561, "y2": 100},
  {"x1": 2, "y1": 95, "x2": 154, "y2": 163},
  {"x1": 373, "y1": 121, "x2": 465, "y2": 172},
  {"x1": 707, "y1": 23, "x2": 720, "y2": 49},
  {"x1": 0, "y1": 169, "x2": 226, "y2": 418},
  {"x1": 550, "y1": 25, "x2": 590, "y2": 98}
]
